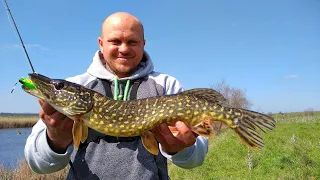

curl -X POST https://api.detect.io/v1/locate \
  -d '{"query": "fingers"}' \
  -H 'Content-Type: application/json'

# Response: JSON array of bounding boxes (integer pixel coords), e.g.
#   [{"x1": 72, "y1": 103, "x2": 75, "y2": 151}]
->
[
  {"x1": 37, "y1": 100, "x2": 74, "y2": 152},
  {"x1": 41, "y1": 102, "x2": 57, "y2": 115},
  {"x1": 154, "y1": 124, "x2": 181, "y2": 147},
  {"x1": 39, "y1": 101, "x2": 68, "y2": 128},
  {"x1": 153, "y1": 124, "x2": 170, "y2": 146},
  {"x1": 38, "y1": 99, "x2": 45, "y2": 106},
  {"x1": 39, "y1": 108, "x2": 48, "y2": 122},
  {"x1": 175, "y1": 121, "x2": 196, "y2": 146},
  {"x1": 158, "y1": 124, "x2": 177, "y2": 143},
  {"x1": 49, "y1": 112, "x2": 67, "y2": 127},
  {"x1": 153, "y1": 124, "x2": 183, "y2": 154},
  {"x1": 153, "y1": 121, "x2": 198, "y2": 154}
]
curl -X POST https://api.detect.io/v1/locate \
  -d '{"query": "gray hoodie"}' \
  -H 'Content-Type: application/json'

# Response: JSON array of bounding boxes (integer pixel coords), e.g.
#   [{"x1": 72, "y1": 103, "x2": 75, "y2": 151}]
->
[{"x1": 24, "y1": 50, "x2": 209, "y2": 180}]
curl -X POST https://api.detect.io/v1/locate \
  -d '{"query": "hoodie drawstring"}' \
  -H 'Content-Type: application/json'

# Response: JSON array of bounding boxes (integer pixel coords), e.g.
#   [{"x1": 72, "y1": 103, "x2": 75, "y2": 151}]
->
[
  {"x1": 123, "y1": 80, "x2": 130, "y2": 101},
  {"x1": 113, "y1": 77, "x2": 131, "y2": 101}
]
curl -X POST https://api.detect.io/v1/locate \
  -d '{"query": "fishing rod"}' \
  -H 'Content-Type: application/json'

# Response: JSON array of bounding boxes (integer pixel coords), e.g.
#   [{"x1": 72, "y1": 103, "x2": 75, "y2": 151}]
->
[
  {"x1": 3, "y1": 0, "x2": 36, "y2": 73},
  {"x1": 3, "y1": 3, "x2": 81, "y2": 179}
]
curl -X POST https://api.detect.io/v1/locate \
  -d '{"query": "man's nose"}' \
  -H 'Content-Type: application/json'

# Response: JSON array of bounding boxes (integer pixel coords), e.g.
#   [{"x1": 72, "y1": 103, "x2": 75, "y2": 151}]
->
[{"x1": 119, "y1": 43, "x2": 129, "y2": 54}]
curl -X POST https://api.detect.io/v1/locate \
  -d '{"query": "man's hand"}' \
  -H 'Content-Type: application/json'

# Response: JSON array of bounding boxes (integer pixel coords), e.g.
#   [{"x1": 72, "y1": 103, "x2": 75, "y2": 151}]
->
[
  {"x1": 38, "y1": 99, "x2": 74, "y2": 153},
  {"x1": 152, "y1": 121, "x2": 198, "y2": 155}
]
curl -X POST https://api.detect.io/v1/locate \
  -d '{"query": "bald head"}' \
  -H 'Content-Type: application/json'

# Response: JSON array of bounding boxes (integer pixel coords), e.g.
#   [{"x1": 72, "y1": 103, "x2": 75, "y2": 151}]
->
[
  {"x1": 98, "y1": 12, "x2": 146, "y2": 78},
  {"x1": 101, "y1": 12, "x2": 144, "y2": 39}
]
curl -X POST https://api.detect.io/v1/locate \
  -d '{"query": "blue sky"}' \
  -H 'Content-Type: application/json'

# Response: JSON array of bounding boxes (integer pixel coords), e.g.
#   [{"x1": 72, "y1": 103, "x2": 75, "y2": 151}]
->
[{"x1": 0, "y1": 0, "x2": 319, "y2": 113}]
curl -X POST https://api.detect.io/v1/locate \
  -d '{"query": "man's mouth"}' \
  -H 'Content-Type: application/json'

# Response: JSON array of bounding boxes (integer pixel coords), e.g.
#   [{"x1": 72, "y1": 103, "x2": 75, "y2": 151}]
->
[{"x1": 117, "y1": 57, "x2": 131, "y2": 60}]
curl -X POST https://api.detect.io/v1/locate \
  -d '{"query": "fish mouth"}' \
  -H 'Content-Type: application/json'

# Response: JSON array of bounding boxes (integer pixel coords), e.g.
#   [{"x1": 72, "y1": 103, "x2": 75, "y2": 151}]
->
[
  {"x1": 20, "y1": 73, "x2": 53, "y2": 100},
  {"x1": 21, "y1": 83, "x2": 46, "y2": 99}
]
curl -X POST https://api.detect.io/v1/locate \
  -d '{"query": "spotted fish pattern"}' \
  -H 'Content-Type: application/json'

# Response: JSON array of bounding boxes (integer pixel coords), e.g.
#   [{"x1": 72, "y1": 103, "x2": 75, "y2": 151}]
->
[{"x1": 22, "y1": 73, "x2": 276, "y2": 155}]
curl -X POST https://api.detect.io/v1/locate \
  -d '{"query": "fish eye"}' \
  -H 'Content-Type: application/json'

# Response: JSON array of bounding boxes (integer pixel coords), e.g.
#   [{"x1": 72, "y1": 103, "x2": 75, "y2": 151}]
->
[{"x1": 53, "y1": 82, "x2": 64, "y2": 90}]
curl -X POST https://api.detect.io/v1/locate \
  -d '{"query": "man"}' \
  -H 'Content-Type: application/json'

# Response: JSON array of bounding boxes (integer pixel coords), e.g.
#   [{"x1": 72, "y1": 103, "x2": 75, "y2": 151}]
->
[{"x1": 24, "y1": 12, "x2": 209, "y2": 180}]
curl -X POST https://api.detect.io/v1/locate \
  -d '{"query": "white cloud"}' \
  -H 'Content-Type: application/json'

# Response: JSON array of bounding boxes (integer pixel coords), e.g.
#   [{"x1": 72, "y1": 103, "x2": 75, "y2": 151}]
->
[
  {"x1": 284, "y1": 75, "x2": 299, "y2": 79},
  {"x1": 25, "y1": 44, "x2": 49, "y2": 51},
  {"x1": 0, "y1": 43, "x2": 49, "y2": 51}
]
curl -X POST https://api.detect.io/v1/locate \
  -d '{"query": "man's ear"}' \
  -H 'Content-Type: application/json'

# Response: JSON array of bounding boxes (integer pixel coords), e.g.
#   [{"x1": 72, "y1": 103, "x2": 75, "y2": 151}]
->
[{"x1": 98, "y1": 37, "x2": 103, "y2": 52}]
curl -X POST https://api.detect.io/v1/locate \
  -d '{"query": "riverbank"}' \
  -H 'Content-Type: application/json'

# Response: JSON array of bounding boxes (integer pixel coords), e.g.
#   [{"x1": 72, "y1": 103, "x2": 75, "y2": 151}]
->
[
  {"x1": 0, "y1": 116, "x2": 38, "y2": 129},
  {"x1": 0, "y1": 160, "x2": 68, "y2": 180}
]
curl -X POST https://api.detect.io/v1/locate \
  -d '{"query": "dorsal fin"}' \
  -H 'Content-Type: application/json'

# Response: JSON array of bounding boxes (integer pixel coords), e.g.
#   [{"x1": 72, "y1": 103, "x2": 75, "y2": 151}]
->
[{"x1": 181, "y1": 88, "x2": 228, "y2": 105}]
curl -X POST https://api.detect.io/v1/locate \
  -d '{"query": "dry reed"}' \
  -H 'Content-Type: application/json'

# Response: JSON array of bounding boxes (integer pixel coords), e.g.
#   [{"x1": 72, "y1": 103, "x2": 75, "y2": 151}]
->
[
  {"x1": 0, "y1": 116, "x2": 38, "y2": 129},
  {"x1": 0, "y1": 160, "x2": 69, "y2": 180}
]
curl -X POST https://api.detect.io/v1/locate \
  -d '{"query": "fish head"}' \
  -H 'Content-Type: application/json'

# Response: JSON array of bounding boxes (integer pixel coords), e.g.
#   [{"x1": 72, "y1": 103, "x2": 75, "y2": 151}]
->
[{"x1": 21, "y1": 73, "x2": 94, "y2": 116}]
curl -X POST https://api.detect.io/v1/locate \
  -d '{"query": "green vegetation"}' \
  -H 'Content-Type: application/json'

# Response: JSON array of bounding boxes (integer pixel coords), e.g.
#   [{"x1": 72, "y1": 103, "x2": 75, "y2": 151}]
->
[
  {"x1": 1, "y1": 112, "x2": 319, "y2": 179},
  {"x1": 169, "y1": 112, "x2": 320, "y2": 180},
  {"x1": 273, "y1": 111, "x2": 320, "y2": 123}
]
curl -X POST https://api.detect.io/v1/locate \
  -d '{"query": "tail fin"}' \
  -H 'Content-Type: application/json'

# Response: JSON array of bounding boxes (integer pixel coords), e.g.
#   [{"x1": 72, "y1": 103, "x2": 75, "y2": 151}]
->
[{"x1": 233, "y1": 109, "x2": 276, "y2": 150}]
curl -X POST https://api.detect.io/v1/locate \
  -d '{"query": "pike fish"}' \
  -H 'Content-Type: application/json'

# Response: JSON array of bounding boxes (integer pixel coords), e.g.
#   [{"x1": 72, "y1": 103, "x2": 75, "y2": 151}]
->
[{"x1": 21, "y1": 73, "x2": 276, "y2": 155}]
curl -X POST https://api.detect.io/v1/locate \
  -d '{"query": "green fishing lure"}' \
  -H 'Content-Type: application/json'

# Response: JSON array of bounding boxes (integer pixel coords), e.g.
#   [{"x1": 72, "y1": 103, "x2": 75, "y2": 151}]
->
[{"x1": 19, "y1": 77, "x2": 36, "y2": 89}]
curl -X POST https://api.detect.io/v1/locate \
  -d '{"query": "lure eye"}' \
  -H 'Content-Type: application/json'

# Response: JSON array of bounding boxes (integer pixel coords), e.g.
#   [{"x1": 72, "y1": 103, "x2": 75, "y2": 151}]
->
[{"x1": 53, "y1": 82, "x2": 64, "y2": 90}]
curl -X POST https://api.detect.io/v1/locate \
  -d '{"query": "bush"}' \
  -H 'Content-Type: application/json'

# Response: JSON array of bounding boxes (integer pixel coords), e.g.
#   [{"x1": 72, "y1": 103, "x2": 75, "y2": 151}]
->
[
  {"x1": 211, "y1": 79, "x2": 252, "y2": 133},
  {"x1": 304, "y1": 108, "x2": 314, "y2": 116},
  {"x1": 211, "y1": 79, "x2": 252, "y2": 109}
]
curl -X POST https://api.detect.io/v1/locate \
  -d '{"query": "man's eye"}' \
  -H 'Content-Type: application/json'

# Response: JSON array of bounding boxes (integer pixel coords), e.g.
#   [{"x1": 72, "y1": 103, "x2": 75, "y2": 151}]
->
[
  {"x1": 109, "y1": 40, "x2": 121, "y2": 45},
  {"x1": 128, "y1": 40, "x2": 138, "y2": 45}
]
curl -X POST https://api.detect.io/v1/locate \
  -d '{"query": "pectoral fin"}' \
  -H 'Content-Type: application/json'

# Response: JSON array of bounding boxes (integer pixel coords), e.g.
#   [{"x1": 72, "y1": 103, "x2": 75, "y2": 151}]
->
[
  {"x1": 141, "y1": 131, "x2": 159, "y2": 155},
  {"x1": 191, "y1": 120, "x2": 215, "y2": 138},
  {"x1": 81, "y1": 124, "x2": 88, "y2": 143},
  {"x1": 72, "y1": 121, "x2": 82, "y2": 151}
]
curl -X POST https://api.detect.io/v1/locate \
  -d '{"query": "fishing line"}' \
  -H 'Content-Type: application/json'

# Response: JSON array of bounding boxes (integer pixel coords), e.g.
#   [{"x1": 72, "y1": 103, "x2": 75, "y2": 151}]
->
[
  {"x1": 2, "y1": 0, "x2": 37, "y2": 93},
  {"x1": 2, "y1": 1, "x2": 18, "y2": 43},
  {"x1": 10, "y1": 82, "x2": 18, "y2": 93},
  {"x1": 2, "y1": 0, "x2": 36, "y2": 73}
]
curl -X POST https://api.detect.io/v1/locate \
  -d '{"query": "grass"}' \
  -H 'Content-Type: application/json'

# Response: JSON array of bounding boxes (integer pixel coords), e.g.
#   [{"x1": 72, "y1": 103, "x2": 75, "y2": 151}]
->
[
  {"x1": 0, "y1": 115, "x2": 38, "y2": 129},
  {"x1": 168, "y1": 112, "x2": 320, "y2": 180},
  {"x1": 1, "y1": 112, "x2": 319, "y2": 179},
  {"x1": 273, "y1": 111, "x2": 320, "y2": 124}
]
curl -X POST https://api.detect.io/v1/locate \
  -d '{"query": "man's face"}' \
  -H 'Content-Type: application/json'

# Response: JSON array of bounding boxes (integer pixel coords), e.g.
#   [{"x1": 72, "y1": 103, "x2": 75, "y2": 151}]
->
[{"x1": 98, "y1": 20, "x2": 145, "y2": 78}]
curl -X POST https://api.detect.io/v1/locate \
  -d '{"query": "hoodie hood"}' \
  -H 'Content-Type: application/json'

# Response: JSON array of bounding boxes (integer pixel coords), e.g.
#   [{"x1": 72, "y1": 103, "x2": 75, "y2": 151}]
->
[{"x1": 87, "y1": 50, "x2": 154, "y2": 81}]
